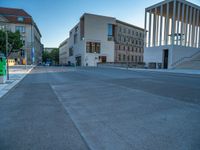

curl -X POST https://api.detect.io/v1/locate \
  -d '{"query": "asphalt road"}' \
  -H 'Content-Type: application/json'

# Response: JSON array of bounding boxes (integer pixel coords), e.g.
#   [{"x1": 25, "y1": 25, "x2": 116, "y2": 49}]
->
[{"x1": 0, "y1": 66, "x2": 200, "y2": 150}]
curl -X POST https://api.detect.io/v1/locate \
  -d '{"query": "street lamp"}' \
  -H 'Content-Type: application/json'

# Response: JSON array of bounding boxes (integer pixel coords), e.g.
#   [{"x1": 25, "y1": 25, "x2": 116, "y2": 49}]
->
[
  {"x1": 94, "y1": 52, "x2": 97, "y2": 67},
  {"x1": 5, "y1": 25, "x2": 9, "y2": 80}
]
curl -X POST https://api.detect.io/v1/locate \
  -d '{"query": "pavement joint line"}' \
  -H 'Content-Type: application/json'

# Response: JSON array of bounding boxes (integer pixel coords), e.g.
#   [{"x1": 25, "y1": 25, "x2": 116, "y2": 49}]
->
[
  {"x1": 50, "y1": 85, "x2": 92, "y2": 150},
  {"x1": 0, "y1": 65, "x2": 35, "y2": 99}
]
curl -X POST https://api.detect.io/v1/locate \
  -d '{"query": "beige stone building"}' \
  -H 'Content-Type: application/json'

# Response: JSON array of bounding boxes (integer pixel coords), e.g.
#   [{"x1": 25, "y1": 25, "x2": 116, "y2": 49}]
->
[{"x1": 0, "y1": 7, "x2": 43, "y2": 65}]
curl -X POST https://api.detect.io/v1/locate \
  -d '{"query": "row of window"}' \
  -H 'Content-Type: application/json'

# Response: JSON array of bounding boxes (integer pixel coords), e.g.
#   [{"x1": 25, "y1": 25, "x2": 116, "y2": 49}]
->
[
  {"x1": 118, "y1": 54, "x2": 143, "y2": 62},
  {"x1": 86, "y1": 42, "x2": 101, "y2": 53},
  {"x1": 15, "y1": 26, "x2": 25, "y2": 33},
  {"x1": 118, "y1": 27, "x2": 143, "y2": 38},
  {"x1": 118, "y1": 35, "x2": 143, "y2": 45},
  {"x1": 116, "y1": 45, "x2": 143, "y2": 53}
]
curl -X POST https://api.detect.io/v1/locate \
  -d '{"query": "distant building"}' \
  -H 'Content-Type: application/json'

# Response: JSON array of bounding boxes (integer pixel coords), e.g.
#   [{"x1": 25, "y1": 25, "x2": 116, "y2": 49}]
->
[
  {"x1": 0, "y1": 7, "x2": 43, "y2": 65},
  {"x1": 144, "y1": 0, "x2": 200, "y2": 69},
  {"x1": 59, "y1": 13, "x2": 144, "y2": 66},
  {"x1": 59, "y1": 39, "x2": 69, "y2": 65},
  {"x1": 44, "y1": 47, "x2": 57, "y2": 53}
]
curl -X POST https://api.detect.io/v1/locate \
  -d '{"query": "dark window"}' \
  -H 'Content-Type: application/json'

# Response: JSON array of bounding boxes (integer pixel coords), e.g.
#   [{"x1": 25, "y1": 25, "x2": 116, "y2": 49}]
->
[
  {"x1": 86, "y1": 42, "x2": 100, "y2": 53},
  {"x1": 17, "y1": 17, "x2": 24, "y2": 22},
  {"x1": 15, "y1": 26, "x2": 25, "y2": 33},
  {"x1": 108, "y1": 24, "x2": 114, "y2": 41},
  {"x1": 69, "y1": 47, "x2": 73, "y2": 56},
  {"x1": 123, "y1": 55, "x2": 126, "y2": 61},
  {"x1": 118, "y1": 54, "x2": 121, "y2": 61},
  {"x1": 74, "y1": 34, "x2": 78, "y2": 44}
]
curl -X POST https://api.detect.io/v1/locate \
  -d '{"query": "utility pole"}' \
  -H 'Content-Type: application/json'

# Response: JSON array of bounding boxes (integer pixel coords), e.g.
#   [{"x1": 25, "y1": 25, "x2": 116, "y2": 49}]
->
[{"x1": 5, "y1": 27, "x2": 9, "y2": 80}]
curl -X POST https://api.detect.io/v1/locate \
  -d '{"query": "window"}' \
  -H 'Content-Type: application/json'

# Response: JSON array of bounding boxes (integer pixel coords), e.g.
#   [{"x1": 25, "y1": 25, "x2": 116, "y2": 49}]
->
[
  {"x1": 86, "y1": 42, "x2": 100, "y2": 53},
  {"x1": 17, "y1": 17, "x2": 24, "y2": 22},
  {"x1": 132, "y1": 55, "x2": 134, "y2": 61},
  {"x1": 128, "y1": 29, "x2": 131, "y2": 34},
  {"x1": 75, "y1": 26, "x2": 78, "y2": 32},
  {"x1": 123, "y1": 28, "x2": 126, "y2": 33},
  {"x1": 132, "y1": 31, "x2": 134, "y2": 35},
  {"x1": 74, "y1": 34, "x2": 78, "y2": 44},
  {"x1": 69, "y1": 47, "x2": 73, "y2": 56},
  {"x1": 15, "y1": 26, "x2": 25, "y2": 33},
  {"x1": 127, "y1": 55, "x2": 129, "y2": 61},
  {"x1": 108, "y1": 24, "x2": 114, "y2": 41},
  {"x1": 118, "y1": 54, "x2": 121, "y2": 61},
  {"x1": 119, "y1": 27, "x2": 122, "y2": 32},
  {"x1": 136, "y1": 32, "x2": 138, "y2": 36},
  {"x1": 123, "y1": 55, "x2": 126, "y2": 61}
]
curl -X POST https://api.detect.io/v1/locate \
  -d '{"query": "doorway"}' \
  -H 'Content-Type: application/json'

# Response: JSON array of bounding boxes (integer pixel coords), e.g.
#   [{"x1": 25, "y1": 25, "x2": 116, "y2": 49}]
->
[
  {"x1": 76, "y1": 56, "x2": 81, "y2": 66},
  {"x1": 163, "y1": 49, "x2": 169, "y2": 69}
]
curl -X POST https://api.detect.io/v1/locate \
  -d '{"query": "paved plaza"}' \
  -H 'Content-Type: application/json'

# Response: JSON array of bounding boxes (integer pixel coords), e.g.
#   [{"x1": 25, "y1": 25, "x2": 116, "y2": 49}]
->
[{"x1": 0, "y1": 66, "x2": 200, "y2": 150}]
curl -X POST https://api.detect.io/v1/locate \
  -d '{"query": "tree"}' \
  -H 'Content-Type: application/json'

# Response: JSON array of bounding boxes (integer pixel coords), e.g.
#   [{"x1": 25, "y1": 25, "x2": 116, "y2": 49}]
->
[
  {"x1": 42, "y1": 51, "x2": 50, "y2": 63},
  {"x1": 49, "y1": 48, "x2": 59, "y2": 65},
  {"x1": 0, "y1": 30, "x2": 23, "y2": 56}
]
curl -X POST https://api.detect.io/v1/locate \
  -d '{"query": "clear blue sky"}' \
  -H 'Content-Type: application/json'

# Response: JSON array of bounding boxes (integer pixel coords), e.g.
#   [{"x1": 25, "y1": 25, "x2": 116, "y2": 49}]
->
[{"x1": 1, "y1": 0, "x2": 200, "y2": 47}]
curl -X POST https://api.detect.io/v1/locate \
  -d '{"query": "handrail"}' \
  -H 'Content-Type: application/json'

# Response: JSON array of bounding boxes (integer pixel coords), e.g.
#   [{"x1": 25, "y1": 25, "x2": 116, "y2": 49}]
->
[{"x1": 171, "y1": 50, "x2": 200, "y2": 67}]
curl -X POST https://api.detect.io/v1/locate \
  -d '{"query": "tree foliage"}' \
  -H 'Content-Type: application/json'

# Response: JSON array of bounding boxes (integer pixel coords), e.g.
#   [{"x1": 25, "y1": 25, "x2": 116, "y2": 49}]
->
[
  {"x1": 42, "y1": 48, "x2": 59, "y2": 65},
  {"x1": 0, "y1": 30, "x2": 23, "y2": 56}
]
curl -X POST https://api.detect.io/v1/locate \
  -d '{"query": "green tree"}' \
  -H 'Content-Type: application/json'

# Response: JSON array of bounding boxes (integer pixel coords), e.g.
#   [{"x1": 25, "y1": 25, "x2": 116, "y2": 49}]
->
[
  {"x1": 50, "y1": 48, "x2": 59, "y2": 65},
  {"x1": 42, "y1": 51, "x2": 50, "y2": 63},
  {"x1": 0, "y1": 30, "x2": 23, "y2": 56}
]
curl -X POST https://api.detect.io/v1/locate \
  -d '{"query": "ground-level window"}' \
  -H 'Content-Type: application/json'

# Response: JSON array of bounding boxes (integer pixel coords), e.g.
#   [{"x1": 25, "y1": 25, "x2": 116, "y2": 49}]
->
[
  {"x1": 118, "y1": 54, "x2": 121, "y2": 61},
  {"x1": 86, "y1": 42, "x2": 100, "y2": 53}
]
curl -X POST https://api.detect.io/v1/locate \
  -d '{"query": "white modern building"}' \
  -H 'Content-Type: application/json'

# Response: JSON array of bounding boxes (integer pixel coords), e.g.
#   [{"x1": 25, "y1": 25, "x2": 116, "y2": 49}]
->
[
  {"x1": 144, "y1": 0, "x2": 200, "y2": 69},
  {"x1": 59, "y1": 38, "x2": 69, "y2": 65},
  {"x1": 59, "y1": 13, "x2": 144, "y2": 66},
  {"x1": 0, "y1": 7, "x2": 43, "y2": 65}
]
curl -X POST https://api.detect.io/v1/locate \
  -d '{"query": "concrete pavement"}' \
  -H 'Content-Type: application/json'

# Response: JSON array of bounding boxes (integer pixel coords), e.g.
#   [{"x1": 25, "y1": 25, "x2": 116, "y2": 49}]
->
[
  {"x1": 0, "y1": 65, "x2": 34, "y2": 98},
  {"x1": 0, "y1": 66, "x2": 200, "y2": 150}
]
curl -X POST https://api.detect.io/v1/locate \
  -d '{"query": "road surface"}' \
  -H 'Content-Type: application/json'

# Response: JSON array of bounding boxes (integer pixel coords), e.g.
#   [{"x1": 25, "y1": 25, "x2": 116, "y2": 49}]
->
[{"x1": 0, "y1": 66, "x2": 200, "y2": 150}]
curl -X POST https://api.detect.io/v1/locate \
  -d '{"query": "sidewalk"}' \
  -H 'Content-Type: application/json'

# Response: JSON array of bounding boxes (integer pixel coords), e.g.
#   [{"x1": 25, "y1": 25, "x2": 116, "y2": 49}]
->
[
  {"x1": 0, "y1": 65, "x2": 34, "y2": 98},
  {"x1": 129, "y1": 68, "x2": 200, "y2": 75},
  {"x1": 99, "y1": 66, "x2": 200, "y2": 75}
]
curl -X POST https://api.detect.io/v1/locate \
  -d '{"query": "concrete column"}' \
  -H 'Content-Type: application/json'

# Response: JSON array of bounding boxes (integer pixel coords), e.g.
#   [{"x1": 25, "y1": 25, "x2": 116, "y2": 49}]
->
[
  {"x1": 195, "y1": 10, "x2": 199, "y2": 48},
  {"x1": 192, "y1": 8, "x2": 196, "y2": 47},
  {"x1": 188, "y1": 6, "x2": 193, "y2": 47},
  {"x1": 148, "y1": 10, "x2": 152, "y2": 47},
  {"x1": 185, "y1": 5, "x2": 189, "y2": 46},
  {"x1": 180, "y1": 3, "x2": 185, "y2": 46},
  {"x1": 144, "y1": 10, "x2": 147, "y2": 47},
  {"x1": 159, "y1": 4, "x2": 163, "y2": 46},
  {"x1": 165, "y1": 2, "x2": 169, "y2": 45},
  {"x1": 176, "y1": 1, "x2": 181, "y2": 45},
  {"x1": 156, "y1": 12, "x2": 159, "y2": 46},
  {"x1": 171, "y1": 0, "x2": 177, "y2": 46},
  {"x1": 153, "y1": 8, "x2": 157, "y2": 46}
]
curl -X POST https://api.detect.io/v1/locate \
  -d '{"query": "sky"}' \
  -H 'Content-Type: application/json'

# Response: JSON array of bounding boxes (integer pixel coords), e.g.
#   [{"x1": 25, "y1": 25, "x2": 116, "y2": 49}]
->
[{"x1": 1, "y1": 0, "x2": 200, "y2": 48}]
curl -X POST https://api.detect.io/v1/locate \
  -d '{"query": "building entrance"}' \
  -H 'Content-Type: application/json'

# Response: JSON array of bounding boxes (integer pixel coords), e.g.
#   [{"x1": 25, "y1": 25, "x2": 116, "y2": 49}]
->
[{"x1": 163, "y1": 49, "x2": 169, "y2": 69}]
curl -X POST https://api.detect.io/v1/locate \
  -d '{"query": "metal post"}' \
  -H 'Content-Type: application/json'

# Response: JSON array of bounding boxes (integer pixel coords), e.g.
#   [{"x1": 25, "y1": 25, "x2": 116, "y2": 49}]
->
[{"x1": 5, "y1": 28, "x2": 9, "y2": 80}]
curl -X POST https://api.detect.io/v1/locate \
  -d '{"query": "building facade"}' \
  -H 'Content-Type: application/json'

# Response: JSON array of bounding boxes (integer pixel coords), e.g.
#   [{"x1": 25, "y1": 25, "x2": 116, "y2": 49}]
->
[
  {"x1": 144, "y1": 0, "x2": 200, "y2": 69},
  {"x1": 59, "y1": 13, "x2": 144, "y2": 66},
  {"x1": 59, "y1": 38, "x2": 69, "y2": 65},
  {"x1": 0, "y1": 7, "x2": 43, "y2": 65}
]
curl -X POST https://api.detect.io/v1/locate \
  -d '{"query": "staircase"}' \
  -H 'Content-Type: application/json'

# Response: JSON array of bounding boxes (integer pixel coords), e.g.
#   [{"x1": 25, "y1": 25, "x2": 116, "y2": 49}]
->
[{"x1": 175, "y1": 51, "x2": 200, "y2": 69}]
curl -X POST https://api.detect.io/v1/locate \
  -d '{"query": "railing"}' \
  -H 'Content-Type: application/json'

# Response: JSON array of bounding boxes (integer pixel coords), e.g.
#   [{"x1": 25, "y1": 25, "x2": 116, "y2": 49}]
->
[
  {"x1": 171, "y1": 50, "x2": 200, "y2": 68},
  {"x1": 97, "y1": 62, "x2": 146, "y2": 68}
]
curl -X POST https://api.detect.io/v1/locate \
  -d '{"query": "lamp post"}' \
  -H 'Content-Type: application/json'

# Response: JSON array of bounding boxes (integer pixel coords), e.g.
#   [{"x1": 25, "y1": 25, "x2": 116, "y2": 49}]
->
[
  {"x1": 5, "y1": 25, "x2": 9, "y2": 80},
  {"x1": 94, "y1": 52, "x2": 97, "y2": 67}
]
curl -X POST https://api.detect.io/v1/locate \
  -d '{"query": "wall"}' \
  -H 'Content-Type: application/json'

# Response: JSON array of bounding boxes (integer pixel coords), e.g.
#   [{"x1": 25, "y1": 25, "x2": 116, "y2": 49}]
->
[{"x1": 84, "y1": 14, "x2": 115, "y2": 66}]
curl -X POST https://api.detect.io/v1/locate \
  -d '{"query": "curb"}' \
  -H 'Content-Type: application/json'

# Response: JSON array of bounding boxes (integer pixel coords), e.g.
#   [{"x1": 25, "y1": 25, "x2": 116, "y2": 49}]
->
[{"x1": 0, "y1": 66, "x2": 35, "y2": 99}]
